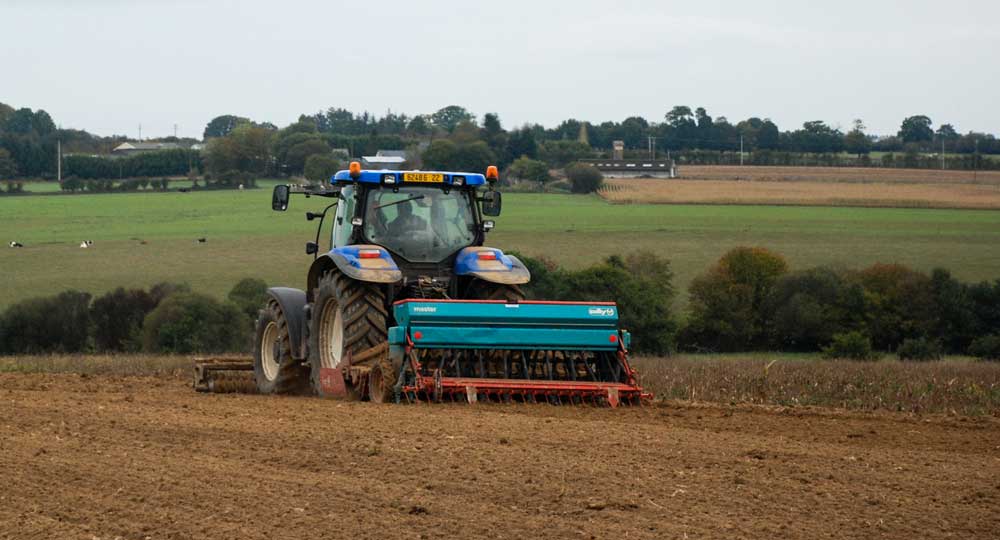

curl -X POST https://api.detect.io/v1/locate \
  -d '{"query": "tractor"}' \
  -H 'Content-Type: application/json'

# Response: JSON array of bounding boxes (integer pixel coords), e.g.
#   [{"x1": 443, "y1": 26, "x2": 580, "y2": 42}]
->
[{"x1": 194, "y1": 163, "x2": 647, "y2": 405}]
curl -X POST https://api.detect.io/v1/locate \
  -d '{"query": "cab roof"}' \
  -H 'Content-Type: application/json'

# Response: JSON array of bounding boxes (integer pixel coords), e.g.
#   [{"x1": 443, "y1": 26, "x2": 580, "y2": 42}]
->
[{"x1": 331, "y1": 169, "x2": 487, "y2": 186}]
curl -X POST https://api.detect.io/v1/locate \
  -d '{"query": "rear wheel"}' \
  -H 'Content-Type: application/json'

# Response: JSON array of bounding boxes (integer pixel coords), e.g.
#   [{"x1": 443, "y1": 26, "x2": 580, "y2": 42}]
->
[
  {"x1": 253, "y1": 300, "x2": 309, "y2": 394},
  {"x1": 309, "y1": 270, "x2": 388, "y2": 398},
  {"x1": 464, "y1": 279, "x2": 526, "y2": 302}
]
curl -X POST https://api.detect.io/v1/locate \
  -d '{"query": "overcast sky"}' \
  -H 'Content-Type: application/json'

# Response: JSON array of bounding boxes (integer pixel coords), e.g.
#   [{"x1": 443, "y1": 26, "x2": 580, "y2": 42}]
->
[{"x1": 3, "y1": 0, "x2": 998, "y2": 139}]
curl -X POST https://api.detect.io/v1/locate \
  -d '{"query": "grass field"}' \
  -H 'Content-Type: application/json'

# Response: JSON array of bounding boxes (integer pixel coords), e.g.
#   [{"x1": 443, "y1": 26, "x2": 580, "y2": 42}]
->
[
  {"x1": 2, "y1": 188, "x2": 999, "y2": 309},
  {"x1": 6, "y1": 178, "x2": 287, "y2": 194}
]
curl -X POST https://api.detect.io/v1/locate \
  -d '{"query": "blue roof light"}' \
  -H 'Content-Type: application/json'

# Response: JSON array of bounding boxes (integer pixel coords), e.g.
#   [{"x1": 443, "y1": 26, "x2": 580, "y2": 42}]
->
[{"x1": 331, "y1": 169, "x2": 487, "y2": 186}]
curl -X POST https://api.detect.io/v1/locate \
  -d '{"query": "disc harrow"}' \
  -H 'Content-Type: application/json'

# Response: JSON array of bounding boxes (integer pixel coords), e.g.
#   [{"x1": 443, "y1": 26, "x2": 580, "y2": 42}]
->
[{"x1": 193, "y1": 358, "x2": 256, "y2": 394}]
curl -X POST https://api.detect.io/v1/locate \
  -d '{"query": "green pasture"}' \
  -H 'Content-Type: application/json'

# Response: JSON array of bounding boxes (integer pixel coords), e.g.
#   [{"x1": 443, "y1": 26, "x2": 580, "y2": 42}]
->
[{"x1": 1, "y1": 189, "x2": 999, "y2": 309}]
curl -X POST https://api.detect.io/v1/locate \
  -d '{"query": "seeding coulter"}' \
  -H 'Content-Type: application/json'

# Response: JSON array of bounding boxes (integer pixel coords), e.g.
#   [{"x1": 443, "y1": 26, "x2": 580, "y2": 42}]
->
[{"x1": 194, "y1": 163, "x2": 648, "y2": 406}]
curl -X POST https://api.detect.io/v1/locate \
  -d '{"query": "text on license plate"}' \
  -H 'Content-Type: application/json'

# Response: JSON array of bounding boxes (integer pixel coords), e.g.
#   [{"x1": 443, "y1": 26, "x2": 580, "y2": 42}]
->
[{"x1": 403, "y1": 173, "x2": 444, "y2": 183}]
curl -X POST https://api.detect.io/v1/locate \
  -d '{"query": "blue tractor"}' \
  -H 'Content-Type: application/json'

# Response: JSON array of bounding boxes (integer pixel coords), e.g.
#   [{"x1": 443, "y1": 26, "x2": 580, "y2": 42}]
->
[{"x1": 194, "y1": 163, "x2": 647, "y2": 405}]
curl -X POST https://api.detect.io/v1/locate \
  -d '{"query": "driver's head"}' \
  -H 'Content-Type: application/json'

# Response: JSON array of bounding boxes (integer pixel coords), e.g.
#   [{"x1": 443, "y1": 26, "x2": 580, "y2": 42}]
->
[{"x1": 397, "y1": 200, "x2": 413, "y2": 216}]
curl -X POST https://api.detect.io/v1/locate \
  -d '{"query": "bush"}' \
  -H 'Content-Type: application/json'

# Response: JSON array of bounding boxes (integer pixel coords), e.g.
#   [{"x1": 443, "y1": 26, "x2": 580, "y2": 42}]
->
[
  {"x1": 853, "y1": 263, "x2": 937, "y2": 350},
  {"x1": 680, "y1": 247, "x2": 788, "y2": 352},
  {"x1": 0, "y1": 291, "x2": 92, "y2": 354},
  {"x1": 896, "y1": 337, "x2": 943, "y2": 361},
  {"x1": 90, "y1": 288, "x2": 157, "y2": 352},
  {"x1": 517, "y1": 251, "x2": 678, "y2": 355},
  {"x1": 61, "y1": 176, "x2": 82, "y2": 192},
  {"x1": 822, "y1": 331, "x2": 878, "y2": 361},
  {"x1": 506, "y1": 156, "x2": 551, "y2": 188},
  {"x1": 228, "y1": 278, "x2": 268, "y2": 323},
  {"x1": 929, "y1": 268, "x2": 977, "y2": 353},
  {"x1": 565, "y1": 162, "x2": 603, "y2": 193},
  {"x1": 149, "y1": 282, "x2": 191, "y2": 305},
  {"x1": 968, "y1": 334, "x2": 1000, "y2": 361},
  {"x1": 304, "y1": 154, "x2": 340, "y2": 183},
  {"x1": 141, "y1": 292, "x2": 247, "y2": 354},
  {"x1": 766, "y1": 267, "x2": 865, "y2": 351}
]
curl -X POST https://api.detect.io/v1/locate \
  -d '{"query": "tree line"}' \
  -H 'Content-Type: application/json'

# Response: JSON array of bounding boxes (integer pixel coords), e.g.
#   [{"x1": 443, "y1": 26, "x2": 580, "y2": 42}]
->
[
  {"x1": 519, "y1": 248, "x2": 1000, "y2": 361},
  {"x1": 5, "y1": 250, "x2": 997, "y2": 361},
  {"x1": 4, "y1": 100, "x2": 998, "y2": 182}
]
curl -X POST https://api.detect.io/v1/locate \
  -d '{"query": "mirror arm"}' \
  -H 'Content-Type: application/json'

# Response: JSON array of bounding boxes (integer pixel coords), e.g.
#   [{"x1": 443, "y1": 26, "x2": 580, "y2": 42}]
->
[{"x1": 312, "y1": 202, "x2": 339, "y2": 260}]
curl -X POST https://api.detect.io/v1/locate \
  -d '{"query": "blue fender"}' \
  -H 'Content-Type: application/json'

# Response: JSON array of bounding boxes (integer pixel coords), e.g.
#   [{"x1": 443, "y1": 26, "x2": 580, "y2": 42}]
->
[
  {"x1": 454, "y1": 247, "x2": 531, "y2": 285},
  {"x1": 307, "y1": 245, "x2": 402, "y2": 300}
]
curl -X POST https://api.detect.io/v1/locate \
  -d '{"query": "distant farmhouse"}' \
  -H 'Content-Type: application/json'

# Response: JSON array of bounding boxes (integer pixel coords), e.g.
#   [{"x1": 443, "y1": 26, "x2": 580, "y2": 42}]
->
[
  {"x1": 582, "y1": 140, "x2": 677, "y2": 178},
  {"x1": 362, "y1": 149, "x2": 408, "y2": 169},
  {"x1": 112, "y1": 142, "x2": 181, "y2": 156}
]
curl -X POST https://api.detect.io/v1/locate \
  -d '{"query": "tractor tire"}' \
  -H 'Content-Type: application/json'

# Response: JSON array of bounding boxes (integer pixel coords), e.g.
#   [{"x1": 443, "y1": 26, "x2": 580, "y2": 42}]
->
[
  {"x1": 309, "y1": 270, "x2": 388, "y2": 399},
  {"x1": 253, "y1": 300, "x2": 310, "y2": 395},
  {"x1": 368, "y1": 356, "x2": 399, "y2": 404},
  {"x1": 464, "y1": 279, "x2": 526, "y2": 303}
]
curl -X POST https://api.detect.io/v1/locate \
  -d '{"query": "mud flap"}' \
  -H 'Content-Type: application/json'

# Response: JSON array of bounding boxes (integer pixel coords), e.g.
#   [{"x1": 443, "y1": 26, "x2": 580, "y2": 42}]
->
[
  {"x1": 319, "y1": 367, "x2": 348, "y2": 398},
  {"x1": 465, "y1": 386, "x2": 478, "y2": 404}
]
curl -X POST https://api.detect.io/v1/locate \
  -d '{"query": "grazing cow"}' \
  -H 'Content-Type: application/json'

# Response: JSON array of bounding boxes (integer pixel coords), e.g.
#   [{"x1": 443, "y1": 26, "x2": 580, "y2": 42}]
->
[
  {"x1": 9, "y1": 241, "x2": 23, "y2": 248},
  {"x1": 197, "y1": 237, "x2": 207, "y2": 243},
  {"x1": 79, "y1": 240, "x2": 93, "y2": 248}
]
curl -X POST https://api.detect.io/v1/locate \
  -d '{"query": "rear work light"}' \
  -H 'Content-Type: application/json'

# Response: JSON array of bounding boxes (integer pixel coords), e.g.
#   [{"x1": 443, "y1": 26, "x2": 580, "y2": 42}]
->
[
  {"x1": 477, "y1": 251, "x2": 497, "y2": 260},
  {"x1": 382, "y1": 173, "x2": 396, "y2": 184},
  {"x1": 452, "y1": 175, "x2": 465, "y2": 186},
  {"x1": 358, "y1": 249, "x2": 381, "y2": 259}
]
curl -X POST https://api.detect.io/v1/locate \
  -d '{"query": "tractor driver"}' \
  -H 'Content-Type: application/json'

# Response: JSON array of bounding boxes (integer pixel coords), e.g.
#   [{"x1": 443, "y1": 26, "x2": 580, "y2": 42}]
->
[{"x1": 387, "y1": 199, "x2": 428, "y2": 237}]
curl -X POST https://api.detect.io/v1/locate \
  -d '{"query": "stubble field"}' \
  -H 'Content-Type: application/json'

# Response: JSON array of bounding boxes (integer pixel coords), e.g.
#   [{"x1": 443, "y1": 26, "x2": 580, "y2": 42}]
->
[
  {"x1": 1, "y1": 366, "x2": 998, "y2": 539},
  {"x1": 601, "y1": 165, "x2": 1000, "y2": 209}
]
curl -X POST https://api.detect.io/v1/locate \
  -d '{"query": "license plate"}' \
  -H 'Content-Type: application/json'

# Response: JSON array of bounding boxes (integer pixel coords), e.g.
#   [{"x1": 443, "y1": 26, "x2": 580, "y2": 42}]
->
[{"x1": 403, "y1": 173, "x2": 444, "y2": 183}]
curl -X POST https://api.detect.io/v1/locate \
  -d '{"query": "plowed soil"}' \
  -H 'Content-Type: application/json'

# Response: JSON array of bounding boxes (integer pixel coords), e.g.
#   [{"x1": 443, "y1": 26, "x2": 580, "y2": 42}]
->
[{"x1": 2, "y1": 373, "x2": 998, "y2": 539}]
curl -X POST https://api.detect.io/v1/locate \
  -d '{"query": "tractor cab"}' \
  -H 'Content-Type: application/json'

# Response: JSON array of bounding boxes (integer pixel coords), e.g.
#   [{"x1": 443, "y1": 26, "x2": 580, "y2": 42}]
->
[
  {"x1": 270, "y1": 163, "x2": 526, "y2": 301},
  {"x1": 330, "y1": 169, "x2": 494, "y2": 263}
]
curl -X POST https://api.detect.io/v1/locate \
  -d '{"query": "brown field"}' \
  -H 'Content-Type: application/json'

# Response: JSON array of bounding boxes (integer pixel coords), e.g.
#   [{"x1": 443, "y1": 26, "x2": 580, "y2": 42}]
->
[
  {"x1": 601, "y1": 166, "x2": 1000, "y2": 208},
  {"x1": 2, "y1": 356, "x2": 1000, "y2": 539},
  {"x1": 679, "y1": 165, "x2": 1000, "y2": 185}
]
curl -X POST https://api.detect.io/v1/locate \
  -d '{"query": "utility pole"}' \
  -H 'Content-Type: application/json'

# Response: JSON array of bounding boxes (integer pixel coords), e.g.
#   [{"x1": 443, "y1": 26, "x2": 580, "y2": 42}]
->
[
  {"x1": 974, "y1": 139, "x2": 979, "y2": 183},
  {"x1": 138, "y1": 123, "x2": 142, "y2": 141},
  {"x1": 740, "y1": 135, "x2": 744, "y2": 166},
  {"x1": 941, "y1": 140, "x2": 945, "y2": 170},
  {"x1": 647, "y1": 136, "x2": 657, "y2": 159},
  {"x1": 57, "y1": 138, "x2": 62, "y2": 183},
  {"x1": 174, "y1": 123, "x2": 178, "y2": 138}
]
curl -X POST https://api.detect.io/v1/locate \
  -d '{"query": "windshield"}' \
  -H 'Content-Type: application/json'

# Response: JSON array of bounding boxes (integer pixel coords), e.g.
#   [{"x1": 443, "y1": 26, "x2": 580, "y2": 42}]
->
[{"x1": 363, "y1": 186, "x2": 477, "y2": 262}]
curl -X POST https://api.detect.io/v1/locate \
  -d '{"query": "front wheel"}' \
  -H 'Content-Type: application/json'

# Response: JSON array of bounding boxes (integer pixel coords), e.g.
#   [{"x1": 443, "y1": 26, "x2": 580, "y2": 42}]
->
[
  {"x1": 309, "y1": 270, "x2": 388, "y2": 398},
  {"x1": 253, "y1": 300, "x2": 309, "y2": 394}
]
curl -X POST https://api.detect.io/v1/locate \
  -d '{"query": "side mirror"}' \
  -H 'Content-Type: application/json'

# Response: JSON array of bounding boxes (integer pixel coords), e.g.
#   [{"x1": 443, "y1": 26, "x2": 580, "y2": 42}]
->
[
  {"x1": 272, "y1": 185, "x2": 290, "y2": 211},
  {"x1": 305, "y1": 241, "x2": 319, "y2": 255},
  {"x1": 482, "y1": 191, "x2": 502, "y2": 217}
]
